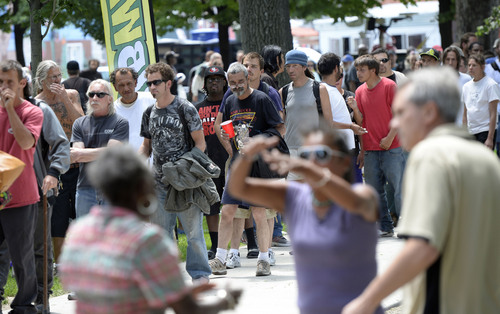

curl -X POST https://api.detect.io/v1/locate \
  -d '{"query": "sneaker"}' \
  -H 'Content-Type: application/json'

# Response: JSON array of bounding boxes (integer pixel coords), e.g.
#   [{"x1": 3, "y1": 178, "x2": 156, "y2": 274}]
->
[
  {"x1": 272, "y1": 236, "x2": 291, "y2": 247},
  {"x1": 269, "y1": 250, "x2": 276, "y2": 266},
  {"x1": 68, "y1": 292, "x2": 77, "y2": 300},
  {"x1": 247, "y1": 248, "x2": 259, "y2": 259},
  {"x1": 256, "y1": 260, "x2": 271, "y2": 276},
  {"x1": 226, "y1": 252, "x2": 241, "y2": 269},
  {"x1": 209, "y1": 258, "x2": 227, "y2": 275},
  {"x1": 192, "y1": 276, "x2": 210, "y2": 285},
  {"x1": 378, "y1": 230, "x2": 394, "y2": 238}
]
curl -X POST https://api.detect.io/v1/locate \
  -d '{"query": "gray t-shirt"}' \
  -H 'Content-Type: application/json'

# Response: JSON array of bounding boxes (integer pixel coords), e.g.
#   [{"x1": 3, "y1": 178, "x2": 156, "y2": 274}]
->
[
  {"x1": 71, "y1": 113, "x2": 129, "y2": 188},
  {"x1": 140, "y1": 96, "x2": 202, "y2": 184},
  {"x1": 284, "y1": 79, "x2": 320, "y2": 150}
]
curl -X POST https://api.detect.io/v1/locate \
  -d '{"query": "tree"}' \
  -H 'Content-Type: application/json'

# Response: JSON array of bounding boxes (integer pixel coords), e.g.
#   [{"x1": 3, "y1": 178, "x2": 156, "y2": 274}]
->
[{"x1": 455, "y1": 0, "x2": 499, "y2": 49}]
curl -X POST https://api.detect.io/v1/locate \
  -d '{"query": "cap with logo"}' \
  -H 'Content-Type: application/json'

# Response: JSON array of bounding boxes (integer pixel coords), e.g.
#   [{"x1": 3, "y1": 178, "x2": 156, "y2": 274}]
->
[{"x1": 419, "y1": 48, "x2": 440, "y2": 61}]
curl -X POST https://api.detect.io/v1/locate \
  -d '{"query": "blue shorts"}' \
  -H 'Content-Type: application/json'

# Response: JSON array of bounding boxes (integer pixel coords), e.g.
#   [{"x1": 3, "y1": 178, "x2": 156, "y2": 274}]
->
[{"x1": 221, "y1": 170, "x2": 254, "y2": 208}]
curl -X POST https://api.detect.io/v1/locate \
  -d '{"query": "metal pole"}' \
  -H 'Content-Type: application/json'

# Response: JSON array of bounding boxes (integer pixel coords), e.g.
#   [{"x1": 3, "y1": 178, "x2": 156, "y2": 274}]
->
[{"x1": 42, "y1": 195, "x2": 49, "y2": 314}]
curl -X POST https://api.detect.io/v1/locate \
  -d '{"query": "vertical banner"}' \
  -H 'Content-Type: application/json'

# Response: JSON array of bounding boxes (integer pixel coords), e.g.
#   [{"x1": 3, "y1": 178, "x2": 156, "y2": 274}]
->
[{"x1": 100, "y1": 0, "x2": 158, "y2": 92}]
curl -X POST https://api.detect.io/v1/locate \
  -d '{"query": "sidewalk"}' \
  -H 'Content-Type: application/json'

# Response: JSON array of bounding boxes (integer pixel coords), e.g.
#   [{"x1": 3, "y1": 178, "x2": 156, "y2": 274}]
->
[{"x1": 12, "y1": 236, "x2": 404, "y2": 313}]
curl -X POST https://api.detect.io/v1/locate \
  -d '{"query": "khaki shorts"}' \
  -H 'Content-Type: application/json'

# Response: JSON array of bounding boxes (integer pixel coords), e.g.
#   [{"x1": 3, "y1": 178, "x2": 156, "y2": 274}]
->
[{"x1": 234, "y1": 207, "x2": 277, "y2": 220}]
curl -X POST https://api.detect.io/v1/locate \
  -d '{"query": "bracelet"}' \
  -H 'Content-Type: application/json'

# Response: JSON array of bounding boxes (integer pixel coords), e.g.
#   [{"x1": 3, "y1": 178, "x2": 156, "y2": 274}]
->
[{"x1": 310, "y1": 168, "x2": 331, "y2": 188}]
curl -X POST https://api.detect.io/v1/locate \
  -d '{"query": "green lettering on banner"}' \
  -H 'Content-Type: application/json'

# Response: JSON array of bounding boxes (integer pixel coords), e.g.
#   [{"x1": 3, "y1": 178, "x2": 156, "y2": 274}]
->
[{"x1": 105, "y1": 0, "x2": 150, "y2": 90}]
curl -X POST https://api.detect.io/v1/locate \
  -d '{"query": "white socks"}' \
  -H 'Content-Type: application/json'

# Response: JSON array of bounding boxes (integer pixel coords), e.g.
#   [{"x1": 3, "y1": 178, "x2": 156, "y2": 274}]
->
[
  {"x1": 258, "y1": 251, "x2": 270, "y2": 262},
  {"x1": 216, "y1": 248, "x2": 227, "y2": 263},
  {"x1": 229, "y1": 248, "x2": 239, "y2": 256}
]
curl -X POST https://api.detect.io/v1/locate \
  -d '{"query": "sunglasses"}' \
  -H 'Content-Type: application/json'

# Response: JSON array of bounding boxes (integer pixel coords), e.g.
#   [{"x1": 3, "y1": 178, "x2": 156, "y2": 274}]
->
[
  {"x1": 146, "y1": 79, "x2": 166, "y2": 87},
  {"x1": 298, "y1": 145, "x2": 345, "y2": 164},
  {"x1": 379, "y1": 58, "x2": 390, "y2": 63},
  {"x1": 88, "y1": 92, "x2": 109, "y2": 98}
]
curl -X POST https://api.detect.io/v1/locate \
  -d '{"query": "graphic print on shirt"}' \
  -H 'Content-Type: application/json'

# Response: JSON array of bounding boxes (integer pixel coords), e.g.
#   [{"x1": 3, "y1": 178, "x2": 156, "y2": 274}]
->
[
  {"x1": 198, "y1": 104, "x2": 220, "y2": 136},
  {"x1": 230, "y1": 109, "x2": 256, "y2": 151},
  {"x1": 149, "y1": 112, "x2": 185, "y2": 162}
]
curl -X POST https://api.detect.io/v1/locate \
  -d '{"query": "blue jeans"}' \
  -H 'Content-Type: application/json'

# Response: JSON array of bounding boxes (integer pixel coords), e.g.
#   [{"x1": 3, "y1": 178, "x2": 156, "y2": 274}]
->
[
  {"x1": 273, "y1": 214, "x2": 283, "y2": 238},
  {"x1": 75, "y1": 187, "x2": 106, "y2": 218},
  {"x1": 152, "y1": 188, "x2": 211, "y2": 280},
  {"x1": 364, "y1": 147, "x2": 405, "y2": 232}
]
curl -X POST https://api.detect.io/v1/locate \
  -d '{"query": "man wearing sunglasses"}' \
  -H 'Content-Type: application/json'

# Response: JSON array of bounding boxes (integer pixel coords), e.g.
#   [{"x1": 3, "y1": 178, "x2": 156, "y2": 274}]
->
[
  {"x1": 371, "y1": 48, "x2": 407, "y2": 86},
  {"x1": 70, "y1": 79, "x2": 129, "y2": 218},
  {"x1": 343, "y1": 66, "x2": 500, "y2": 314},
  {"x1": 139, "y1": 62, "x2": 212, "y2": 284}
]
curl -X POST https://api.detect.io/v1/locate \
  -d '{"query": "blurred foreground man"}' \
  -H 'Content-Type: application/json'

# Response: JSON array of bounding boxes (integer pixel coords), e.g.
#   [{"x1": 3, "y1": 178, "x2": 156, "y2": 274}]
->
[{"x1": 343, "y1": 67, "x2": 500, "y2": 314}]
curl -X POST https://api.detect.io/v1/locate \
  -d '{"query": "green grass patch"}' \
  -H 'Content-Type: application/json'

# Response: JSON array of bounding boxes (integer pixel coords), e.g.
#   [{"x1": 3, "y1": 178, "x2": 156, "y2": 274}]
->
[{"x1": 3, "y1": 269, "x2": 67, "y2": 303}]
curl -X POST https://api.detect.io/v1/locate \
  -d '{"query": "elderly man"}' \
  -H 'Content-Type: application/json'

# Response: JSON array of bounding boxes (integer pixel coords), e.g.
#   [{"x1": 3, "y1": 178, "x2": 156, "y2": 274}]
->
[
  {"x1": 70, "y1": 79, "x2": 129, "y2": 218},
  {"x1": 210, "y1": 63, "x2": 283, "y2": 277},
  {"x1": 35, "y1": 60, "x2": 84, "y2": 266},
  {"x1": 343, "y1": 67, "x2": 500, "y2": 314},
  {"x1": 111, "y1": 67, "x2": 156, "y2": 152}
]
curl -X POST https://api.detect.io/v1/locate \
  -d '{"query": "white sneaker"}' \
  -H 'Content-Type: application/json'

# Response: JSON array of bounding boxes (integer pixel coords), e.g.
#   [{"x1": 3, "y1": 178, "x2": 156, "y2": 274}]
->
[
  {"x1": 226, "y1": 252, "x2": 241, "y2": 269},
  {"x1": 269, "y1": 250, "x2": 276, "y2": 266}
]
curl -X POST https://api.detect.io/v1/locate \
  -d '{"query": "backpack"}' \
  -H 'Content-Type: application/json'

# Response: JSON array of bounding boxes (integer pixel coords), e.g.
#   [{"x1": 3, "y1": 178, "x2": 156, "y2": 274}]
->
[
  {"x1": 281, "y1": 80, "x2": 322, "y2": 116},
  {"x1": 491, "y1": 61, "x2": 500, "y2": 72}
]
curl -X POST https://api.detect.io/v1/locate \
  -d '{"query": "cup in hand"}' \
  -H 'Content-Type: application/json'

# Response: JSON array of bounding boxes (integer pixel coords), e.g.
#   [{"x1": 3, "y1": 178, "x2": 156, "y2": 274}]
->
[{"x1": 221, "y1": 120, "x2": 236, "y2": 138}]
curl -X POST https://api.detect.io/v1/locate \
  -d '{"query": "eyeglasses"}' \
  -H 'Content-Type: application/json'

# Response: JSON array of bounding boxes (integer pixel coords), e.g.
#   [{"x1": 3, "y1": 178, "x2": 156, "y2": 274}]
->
[
  {"x1": 298, "y1": 145, "x2": 345, "y2": 164},
  {"x1": 88, "y1": 92, "x2": 109, "y2": 98},
  {"x1": 207, "y1": 77, "x2": 224, "y2": 83},
  {"x1": 229, "y1": 82, "x2": 246, "y2": 89},
  {"x1": 146, "y1": 79, "x2": 166, "y2": 87},
  {"x1": 379, "y1": 58, "x2": 390, "y2": 64}
]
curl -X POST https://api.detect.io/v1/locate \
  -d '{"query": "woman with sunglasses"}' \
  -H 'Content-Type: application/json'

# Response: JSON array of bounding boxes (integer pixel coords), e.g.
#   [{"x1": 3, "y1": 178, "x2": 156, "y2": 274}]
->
[{"x1": 227, "y1": 122, "x2": 382, "y2": 314}]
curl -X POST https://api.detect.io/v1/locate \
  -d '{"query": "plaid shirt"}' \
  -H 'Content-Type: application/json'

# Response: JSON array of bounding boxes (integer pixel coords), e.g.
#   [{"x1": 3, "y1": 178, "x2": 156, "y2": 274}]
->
[{"x1": 60, "y1": 206, "x2": 188, "y2": 313}]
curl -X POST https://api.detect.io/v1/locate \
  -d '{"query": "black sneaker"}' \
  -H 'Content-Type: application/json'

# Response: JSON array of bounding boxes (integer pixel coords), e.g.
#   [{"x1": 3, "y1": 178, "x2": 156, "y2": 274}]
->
[{"x1": 207, "y1": 250, "x2": 215, "y2": 260}]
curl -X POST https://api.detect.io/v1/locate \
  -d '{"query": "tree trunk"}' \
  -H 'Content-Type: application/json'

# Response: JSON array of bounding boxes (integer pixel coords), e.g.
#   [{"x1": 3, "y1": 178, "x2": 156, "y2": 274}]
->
[
  {"x1": 455, "y1": 0, "x2": 499, "y2": 48},
  {"x1": 438, "y1": 0, "x2": 453, "y2": 49},
  {"x1": 30, "y1": 0, "x2": 42, "y2": 85},
  {"x1": 239, "y1": 0, "x2": 292, "y2": 86},
  {"x1": 14, "y1": 25, "x2": 26, "y2": 66},
  {"x1": 218, "y1": 22, "x2": 231, "y2": 71},
  {"x1": 12, "y1": 0, "x2": 26, "y2": 66}
]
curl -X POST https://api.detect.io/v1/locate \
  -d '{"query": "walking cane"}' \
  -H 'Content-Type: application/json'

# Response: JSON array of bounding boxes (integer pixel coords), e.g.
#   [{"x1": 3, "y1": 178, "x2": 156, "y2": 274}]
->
[{"x1": 42, "y1": 195, "x2": 49, "y2": 314}]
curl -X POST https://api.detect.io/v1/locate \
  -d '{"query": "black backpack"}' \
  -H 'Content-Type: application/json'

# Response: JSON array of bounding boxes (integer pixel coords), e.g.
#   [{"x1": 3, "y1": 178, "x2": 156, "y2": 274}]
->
[{"x1": 281, "y1": 80, "x2": 322, "y2": 116}]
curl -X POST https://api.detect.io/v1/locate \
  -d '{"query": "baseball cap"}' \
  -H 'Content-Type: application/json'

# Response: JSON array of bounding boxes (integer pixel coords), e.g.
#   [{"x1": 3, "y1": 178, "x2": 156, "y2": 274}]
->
[
  {"x1": 342, "y1": 54, "x2": 354, "y2": 63},
  {"x1": 419, "y1": 48, "x2": 440, "y2": 61},
  {"x1": 67, "y1": 60, "x2": 80, "y2": 71},
  {"x1": 204, "y1": 66, "x2": 225, "y2": 78}
]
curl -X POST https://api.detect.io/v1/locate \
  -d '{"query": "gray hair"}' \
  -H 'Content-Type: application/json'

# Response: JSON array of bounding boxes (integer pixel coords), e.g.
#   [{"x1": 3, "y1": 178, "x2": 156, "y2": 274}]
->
[
  {"x1": 227, "y1": 62, "x2": 248, "y2": 78},
  {"x1": 34, "y1": 60, "x2": 59, "y2": 94},
  {"x1": 86, "y1": 79, "x2": 115, "y2": 116},
  {"x1": 401, "y1": 67, "x2": 460, "y2": 123}
]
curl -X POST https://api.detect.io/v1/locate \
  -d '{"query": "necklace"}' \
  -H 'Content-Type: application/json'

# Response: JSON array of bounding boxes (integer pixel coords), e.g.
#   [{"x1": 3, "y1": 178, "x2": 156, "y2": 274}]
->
[{"x1": 311, "y1": 193, "x2": 333, "y2": 207}]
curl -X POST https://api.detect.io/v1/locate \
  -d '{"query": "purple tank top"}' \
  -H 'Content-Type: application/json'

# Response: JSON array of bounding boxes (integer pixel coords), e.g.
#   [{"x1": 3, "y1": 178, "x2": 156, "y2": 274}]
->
[{"x1": 285, "y1": 181, "x2": 383, "y2": 314}]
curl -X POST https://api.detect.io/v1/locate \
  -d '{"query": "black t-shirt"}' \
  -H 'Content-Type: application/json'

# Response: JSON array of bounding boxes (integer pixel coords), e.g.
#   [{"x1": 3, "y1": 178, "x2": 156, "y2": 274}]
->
[
  {"x1": 387, "y1": 73, "x2": 397, "y2": 83},
  {"x1": 222, "y1": 89, "x2": 283, "y2": 155},
  {"x1": 63, "y1": 77, "x2": 91, "y2": 113},
  {"x1": 195, "y1": 99, "x2": 229, "y2": 171}
]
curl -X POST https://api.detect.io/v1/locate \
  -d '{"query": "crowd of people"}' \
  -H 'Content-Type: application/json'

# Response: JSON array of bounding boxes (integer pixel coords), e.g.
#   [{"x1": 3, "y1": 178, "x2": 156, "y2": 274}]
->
[{"x1": 1, "y1": 29, "x2": 500, "y2": 314}]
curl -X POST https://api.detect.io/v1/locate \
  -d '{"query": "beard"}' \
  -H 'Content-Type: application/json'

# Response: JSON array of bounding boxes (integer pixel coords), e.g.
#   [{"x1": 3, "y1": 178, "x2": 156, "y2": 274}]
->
[{"x1": 231, "y1": 85, "x2": 247, "y2": 97}]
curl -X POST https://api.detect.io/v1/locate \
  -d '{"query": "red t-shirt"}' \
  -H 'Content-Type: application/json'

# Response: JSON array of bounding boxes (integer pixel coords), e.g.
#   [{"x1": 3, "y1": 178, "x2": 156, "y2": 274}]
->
[
  {"x1": 355, "y1": 78, "x2": 399, "y2": 151},
  {"x1": 0, "y1": 100, "x2": 43, "y2": 208}
]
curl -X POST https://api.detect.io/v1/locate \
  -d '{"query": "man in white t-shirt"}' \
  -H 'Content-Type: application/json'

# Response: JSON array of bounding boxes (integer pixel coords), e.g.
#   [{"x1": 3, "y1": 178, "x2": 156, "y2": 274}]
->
[
  {"x1": 317, "y1": 52, "x2": 363, "y2": 152},
  {"x1": 111, "y1": 67, "x2": 156, "y2": 151}
]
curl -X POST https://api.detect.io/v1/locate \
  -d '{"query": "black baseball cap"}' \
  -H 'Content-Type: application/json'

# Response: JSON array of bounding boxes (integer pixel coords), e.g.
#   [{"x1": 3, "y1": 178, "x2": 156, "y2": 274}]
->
[{"x1": 204, "y1": 66, "x2": 225, "y2": 78}]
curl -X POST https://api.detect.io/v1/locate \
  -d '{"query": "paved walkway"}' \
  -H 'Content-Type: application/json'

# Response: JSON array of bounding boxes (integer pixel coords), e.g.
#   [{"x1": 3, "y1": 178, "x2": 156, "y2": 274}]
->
[{"x1": 6, "y1": 236, "x2": 405, "y2": 313}]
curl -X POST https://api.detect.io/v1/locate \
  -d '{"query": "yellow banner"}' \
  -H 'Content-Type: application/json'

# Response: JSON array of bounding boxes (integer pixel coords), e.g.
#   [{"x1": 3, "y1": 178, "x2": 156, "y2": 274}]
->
[{"x1": 100, "y1": 0, "x2": 158, "y2": 92}]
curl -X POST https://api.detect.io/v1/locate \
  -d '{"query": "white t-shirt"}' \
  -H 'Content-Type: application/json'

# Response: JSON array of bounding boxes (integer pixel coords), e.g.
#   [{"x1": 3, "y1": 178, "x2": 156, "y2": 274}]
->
[
  {"x1": 455, "y1": 72, "x2": 472, "y2": 126},
  {"x1": 115, "y1": 91, "x2": 156, "y2": 151},
  {"x1": 462, "y1": 76, "x2": 500, "y2": 134},
  {"x1": 324, "y1": 84, "x2": 355, "y2": 150}
]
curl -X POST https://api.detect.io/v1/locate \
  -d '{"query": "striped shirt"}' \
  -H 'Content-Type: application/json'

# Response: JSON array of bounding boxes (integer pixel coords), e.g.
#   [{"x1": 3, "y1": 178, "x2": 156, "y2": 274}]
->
[{"x1": 60, "y1": 206, "x2": 188, "y2": 313}]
